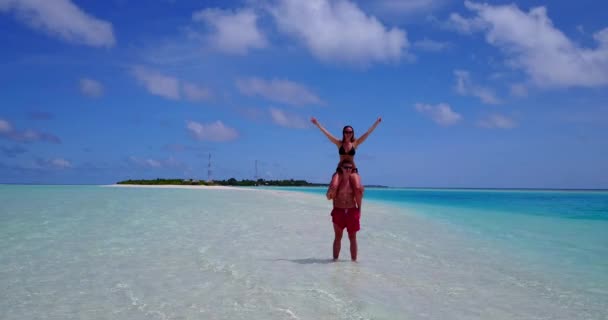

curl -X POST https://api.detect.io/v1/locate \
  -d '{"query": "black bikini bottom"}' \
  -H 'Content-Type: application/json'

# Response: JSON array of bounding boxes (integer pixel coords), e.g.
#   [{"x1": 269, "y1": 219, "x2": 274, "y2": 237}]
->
[{"x1": 335, "y1": 167, "x2": 359, "y2": 174}]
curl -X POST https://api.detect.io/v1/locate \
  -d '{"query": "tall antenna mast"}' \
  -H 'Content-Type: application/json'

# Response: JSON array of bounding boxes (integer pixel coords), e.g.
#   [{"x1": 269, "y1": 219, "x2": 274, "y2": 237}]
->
[{"x1": 207, "y1": 153, "x2": 212, "y2": 182}]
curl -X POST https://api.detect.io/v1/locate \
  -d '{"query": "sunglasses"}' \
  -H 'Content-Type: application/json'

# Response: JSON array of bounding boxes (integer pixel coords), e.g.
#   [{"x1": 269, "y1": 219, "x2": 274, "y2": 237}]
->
[
  {"x1": 342, "y1": 166, "x2": 354, "y2": 170},
  {"x1": 343, "y1": 130, "x2": 353, "y2": 134}
]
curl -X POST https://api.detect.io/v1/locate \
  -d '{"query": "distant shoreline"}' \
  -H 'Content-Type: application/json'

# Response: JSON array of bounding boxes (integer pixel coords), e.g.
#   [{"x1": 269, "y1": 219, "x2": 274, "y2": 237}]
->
[
  {"x1": 104, "y1": 184, "x2": 258, "y2": 191},
  {"x1": 114, "y1": 178, "x2": 329, "y2": 187}
]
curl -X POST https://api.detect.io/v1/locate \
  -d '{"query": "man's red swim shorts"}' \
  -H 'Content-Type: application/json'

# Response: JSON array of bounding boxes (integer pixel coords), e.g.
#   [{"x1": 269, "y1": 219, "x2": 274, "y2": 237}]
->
[{"x1": 331, "y1": 207, "x2": 360, "y2": 233}]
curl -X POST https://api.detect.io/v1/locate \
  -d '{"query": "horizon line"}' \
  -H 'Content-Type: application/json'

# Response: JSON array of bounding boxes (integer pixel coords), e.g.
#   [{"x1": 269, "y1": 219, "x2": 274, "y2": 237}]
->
[{"x1": 1, "y1": 182, "x2": 607, "y2": 192}]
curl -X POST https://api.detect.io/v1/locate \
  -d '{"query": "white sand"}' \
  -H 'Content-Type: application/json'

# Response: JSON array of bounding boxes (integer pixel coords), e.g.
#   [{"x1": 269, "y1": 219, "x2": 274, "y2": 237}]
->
[{"x1": 103, "y1": 184, "x2": 256, "y2": 191}]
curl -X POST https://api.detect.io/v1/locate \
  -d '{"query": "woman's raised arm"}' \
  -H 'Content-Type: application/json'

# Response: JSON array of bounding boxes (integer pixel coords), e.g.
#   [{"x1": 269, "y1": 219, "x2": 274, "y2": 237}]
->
[
  {"x1": 311, "y1": 117, "x2": 341, "y2": 146},
  {"x1": 354, "y1": 117, "x2": 382, "y2": 147}
]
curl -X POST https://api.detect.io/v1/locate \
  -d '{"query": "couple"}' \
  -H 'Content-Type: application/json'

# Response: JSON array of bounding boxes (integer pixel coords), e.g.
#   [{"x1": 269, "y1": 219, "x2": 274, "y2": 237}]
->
[{"x1": 311, "y1": 117, "x2": 381, "y2": 261}]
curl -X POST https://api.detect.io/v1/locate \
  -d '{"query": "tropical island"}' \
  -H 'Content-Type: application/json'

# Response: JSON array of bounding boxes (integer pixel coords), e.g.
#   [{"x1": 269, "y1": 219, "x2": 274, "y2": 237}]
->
[
  {"x1": 116, "y1": 178, "x2": 388, "y2": 188},
  {"x1": 117, "y1": 178, "x2": 325, "y2": 187}
]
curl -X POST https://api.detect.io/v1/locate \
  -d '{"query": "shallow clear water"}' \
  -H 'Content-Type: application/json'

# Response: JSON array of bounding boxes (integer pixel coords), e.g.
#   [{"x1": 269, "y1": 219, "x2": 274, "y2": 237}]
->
[
  {"x1": 272, "y1": 187, "x2": 608, "y2": 297},
  {"x1": 1, "y1": 185, "x2": 607, "y2": 319}
]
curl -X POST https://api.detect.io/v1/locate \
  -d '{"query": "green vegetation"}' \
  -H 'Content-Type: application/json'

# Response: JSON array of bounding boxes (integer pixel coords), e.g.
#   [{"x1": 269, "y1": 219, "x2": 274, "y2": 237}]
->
[{"x1": 116, "y1": 178, "x2": 327, "y2": 187}]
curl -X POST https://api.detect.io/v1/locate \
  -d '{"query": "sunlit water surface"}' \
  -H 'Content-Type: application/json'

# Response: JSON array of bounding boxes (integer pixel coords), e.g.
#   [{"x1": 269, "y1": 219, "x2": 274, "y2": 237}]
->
[{"x1": 1, "y1": 185, "x2": 606, "y2": 319}]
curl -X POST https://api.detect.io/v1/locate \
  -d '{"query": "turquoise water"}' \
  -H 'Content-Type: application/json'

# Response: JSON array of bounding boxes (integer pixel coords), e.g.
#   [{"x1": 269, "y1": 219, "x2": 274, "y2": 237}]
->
[
  {"x1": 1, "y1": 185, "x2": 607, "y2": 319},
  {"x1": 267, "y1": 186, "x2": 608, "y2": 295},
  {"x1": 268, "y1": 187, "x2": 608, "y2": 221}
]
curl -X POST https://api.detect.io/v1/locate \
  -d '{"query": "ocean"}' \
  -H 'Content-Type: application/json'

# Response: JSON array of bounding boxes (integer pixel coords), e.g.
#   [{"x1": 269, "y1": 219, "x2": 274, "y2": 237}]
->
[{"x1": 1, "y1": 184, "x2": 607, "y2": 319}]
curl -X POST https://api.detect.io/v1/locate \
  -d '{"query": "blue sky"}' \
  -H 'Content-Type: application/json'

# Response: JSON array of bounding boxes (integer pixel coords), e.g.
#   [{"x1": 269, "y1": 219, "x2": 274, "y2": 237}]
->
[{"x1": 1, "y1": 0, "x2": 607, "y2": 188}]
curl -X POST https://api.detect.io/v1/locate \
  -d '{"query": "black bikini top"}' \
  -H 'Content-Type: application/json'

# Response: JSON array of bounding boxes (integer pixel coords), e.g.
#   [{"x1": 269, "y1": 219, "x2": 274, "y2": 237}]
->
[{"x1": 339, "y1": 145, "x2": 356, "y2": 156}]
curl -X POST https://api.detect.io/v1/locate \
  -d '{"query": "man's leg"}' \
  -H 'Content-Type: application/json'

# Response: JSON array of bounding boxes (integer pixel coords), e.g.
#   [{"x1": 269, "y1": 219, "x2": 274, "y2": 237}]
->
[
  {"x1": 333, "y1": 223, "x2": 344, "y2": 260},
  {"x1": 348, "y1": 231, "x2": 358, "y2": 261}
]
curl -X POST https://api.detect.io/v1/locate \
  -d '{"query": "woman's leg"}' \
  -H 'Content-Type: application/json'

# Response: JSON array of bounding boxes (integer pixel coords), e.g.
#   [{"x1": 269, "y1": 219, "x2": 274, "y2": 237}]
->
[
  {"x1": 327, "y1": 171, "x2": 341, "y2": 200},
  {"x1": 350, "y1": 172, "x2": 363, "y2": 208}
]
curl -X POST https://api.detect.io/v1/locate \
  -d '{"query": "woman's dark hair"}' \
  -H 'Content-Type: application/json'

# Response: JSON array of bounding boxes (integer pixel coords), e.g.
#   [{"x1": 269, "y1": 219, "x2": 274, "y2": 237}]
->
[{"x1": 342, "y1": 125, "x2": 355, "y2": 142}]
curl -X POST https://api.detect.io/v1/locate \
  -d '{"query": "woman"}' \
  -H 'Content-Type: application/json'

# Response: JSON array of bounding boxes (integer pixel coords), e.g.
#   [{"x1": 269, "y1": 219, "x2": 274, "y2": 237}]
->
[{"x1": 311, "y1": 116, "x2": 382, "y2": 207}]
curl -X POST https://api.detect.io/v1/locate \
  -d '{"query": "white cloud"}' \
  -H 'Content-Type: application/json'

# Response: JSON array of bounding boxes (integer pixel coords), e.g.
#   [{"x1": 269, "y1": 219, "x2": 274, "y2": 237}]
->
[
  {"x1": 182, "y1": 82, "x2": 212, "y2": 102},
  {"x1": 34, "y1": 157, "x2": 72, "y2": 169},
  {"x1": 144, "y1": 159, "x2": 161, "y2": 168},
  {"x1": 413, "y1": 38, "x2": 449, "y2": 52},
  {"x1": 131, "y1": 66, "x2": 180, "y2": 100},
  {"x1": 18, "y1": 129, "x2": 60, "y2": 143},
  {"x1": 50, "y1": 158, "x2": 72, "y2": 168},
  {"x1": 447, "y1": 12, "x2": 485, "y2": 34},
  {"x1": 454, "y1": 70, "x2": 501, "y2": 104},
  {"x1": 0, "y1": 0, "x2": 115, "y2": 47},
  {"x1": 478, "y1": 114, "x2": 516, "y2": 129},
  {"x1": 130, "y1": 66, "x2": 213, "y2": 102},
  {"x1": 0, "y1": 118, "x2": 60, "y2": 143},
  {"x1": 454, "y1": 1, "x2": 608, "y2": 88},
  {"x1": 16, "y1": 130, "x2": 61, "y2": 143},
  {"x1": 269, "y1": 107, "x2": 308, "y2": 128},
  {"x1": 594, "y1": 28, "x2": 608, "y2": 46},
  {"x1": 193, "y1": 8, "x2": 267, "y2": 55},
  {"x1": 269, "y1": 0, "x2": 408, "y2": 65},
  {"x1": 415, "y1": 103, "x2": 462, "y2": 126},
  {"x1": 236, "y1": 77, "x2": 323, "y2": 106},
  {"x1": 0, "y1": 118, "x2": 13, "y2": 133},
  {"x1": 186, "y1": 120, "x2": 238, "y2": 142},
  {"x1": 79, "y1": 78, "x2": 103, "y2": 97}
]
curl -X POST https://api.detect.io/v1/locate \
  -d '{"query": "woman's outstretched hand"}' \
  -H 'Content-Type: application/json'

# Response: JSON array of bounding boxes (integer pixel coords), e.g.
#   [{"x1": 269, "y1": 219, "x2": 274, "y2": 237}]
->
[
  {"x1": 311, "y1": 117, "x2": 319, "y2": 126},
  {"x1": 377, "y1": 117, "x2": 382, "y2": 123}
]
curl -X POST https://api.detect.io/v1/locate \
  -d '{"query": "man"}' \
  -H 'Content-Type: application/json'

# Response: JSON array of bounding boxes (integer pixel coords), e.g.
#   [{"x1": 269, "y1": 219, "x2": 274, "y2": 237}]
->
[{"x1": 330, "y1": 159, "x2": 362, "y2": 261}]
